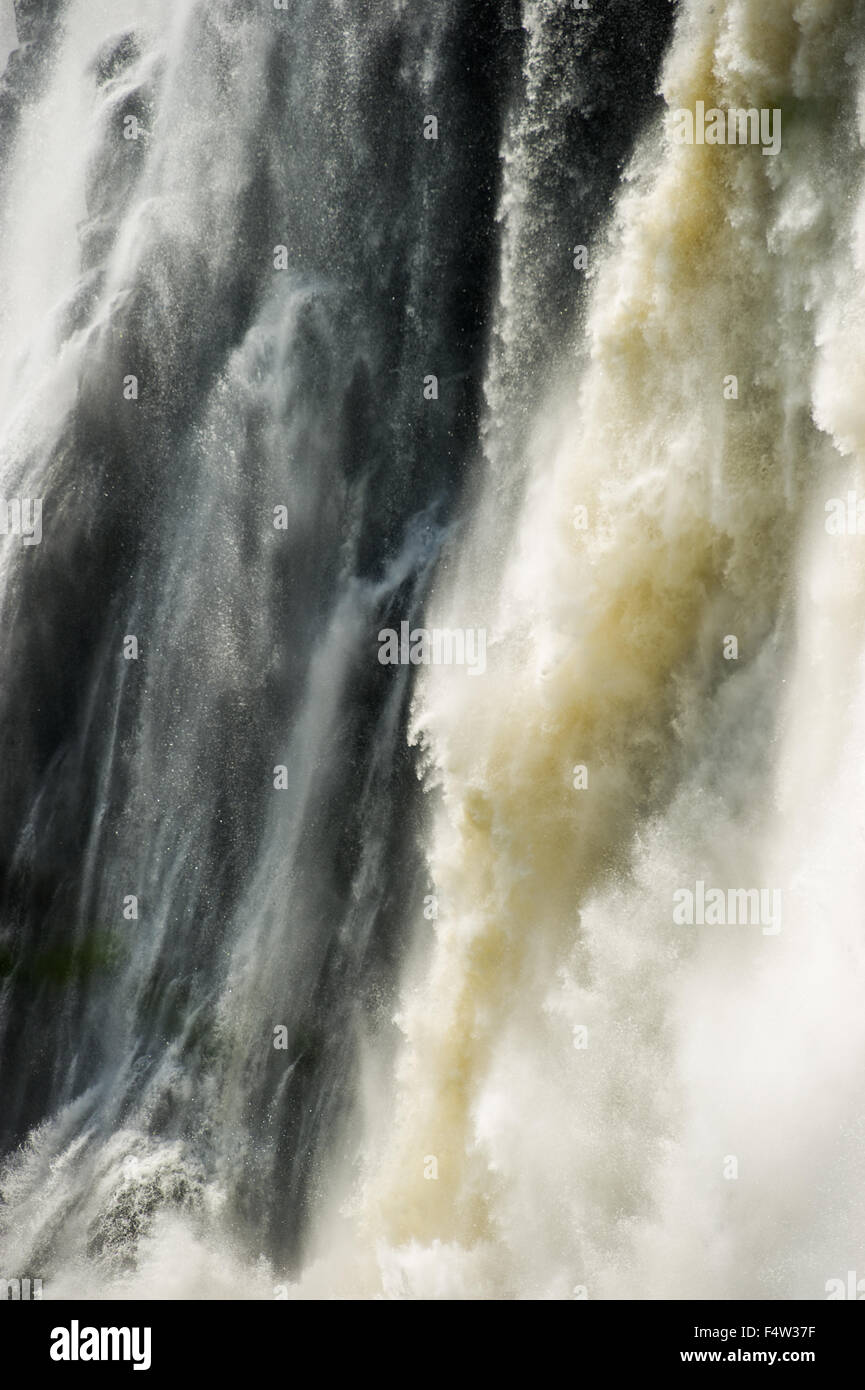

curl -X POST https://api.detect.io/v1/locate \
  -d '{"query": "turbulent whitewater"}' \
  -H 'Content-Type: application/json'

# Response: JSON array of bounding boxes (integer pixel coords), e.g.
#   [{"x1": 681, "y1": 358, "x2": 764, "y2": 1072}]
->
[{"x1": 1, "y1": 0, "x2": 864, "y2": 1300}]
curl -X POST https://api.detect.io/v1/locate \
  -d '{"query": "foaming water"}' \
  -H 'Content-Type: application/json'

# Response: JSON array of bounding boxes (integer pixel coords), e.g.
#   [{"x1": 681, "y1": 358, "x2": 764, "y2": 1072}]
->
[
  {"x1": 2, "y1": 0, "x2": 862, "y2": 1300},
  {"x1": 321, "y1": 0, "x2": 865, "y2": 1299}
]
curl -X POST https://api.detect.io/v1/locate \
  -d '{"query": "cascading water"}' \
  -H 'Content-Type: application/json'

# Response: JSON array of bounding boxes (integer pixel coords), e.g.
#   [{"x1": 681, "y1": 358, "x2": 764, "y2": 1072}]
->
[{"x1": 1, "y1": 0, "x2": 863, "y2": 1302}]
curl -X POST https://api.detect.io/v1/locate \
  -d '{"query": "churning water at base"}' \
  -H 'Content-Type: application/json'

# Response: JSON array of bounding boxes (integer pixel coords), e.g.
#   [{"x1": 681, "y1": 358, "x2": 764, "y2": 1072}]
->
[{"x1": 1, "y1": 0, "x2": 864, "y2": 1300}]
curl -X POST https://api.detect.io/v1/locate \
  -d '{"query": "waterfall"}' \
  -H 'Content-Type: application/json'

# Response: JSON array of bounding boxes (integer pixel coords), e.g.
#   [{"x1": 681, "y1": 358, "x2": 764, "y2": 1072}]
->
[{"x1": 1, "y1": 0, "x2": 862, "y2": 1301}]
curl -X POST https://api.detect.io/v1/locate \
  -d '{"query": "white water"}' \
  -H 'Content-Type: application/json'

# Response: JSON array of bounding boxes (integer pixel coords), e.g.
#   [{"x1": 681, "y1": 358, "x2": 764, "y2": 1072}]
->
[
  {"x1": 1, "y1": 0, "x2": 864, "y2": 1300},
  {"x1": 326, "y1": 0, "x2": 865, "y2": 1299}
]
